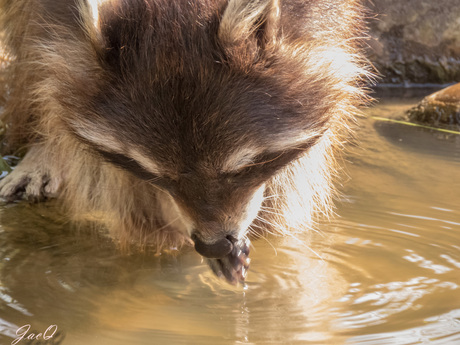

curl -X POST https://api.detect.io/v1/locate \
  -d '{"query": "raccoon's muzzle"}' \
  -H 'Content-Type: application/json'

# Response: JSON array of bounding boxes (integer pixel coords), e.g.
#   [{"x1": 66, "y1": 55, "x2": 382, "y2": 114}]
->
[
  {"x1": 192, "y1": 234, "x2": 251, "y2": 284},
  {"x1": 191, "y1": 234, "x2": 233, "y2": 259}
]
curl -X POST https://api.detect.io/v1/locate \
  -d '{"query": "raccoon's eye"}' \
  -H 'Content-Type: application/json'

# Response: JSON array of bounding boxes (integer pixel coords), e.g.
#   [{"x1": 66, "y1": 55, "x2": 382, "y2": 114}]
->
[
  {"x1": 96, "y1": 150, "x2": 161, "y2": 181},
  {"x1": 229, "y1": 147, "x2": 308, "y2": 178}
]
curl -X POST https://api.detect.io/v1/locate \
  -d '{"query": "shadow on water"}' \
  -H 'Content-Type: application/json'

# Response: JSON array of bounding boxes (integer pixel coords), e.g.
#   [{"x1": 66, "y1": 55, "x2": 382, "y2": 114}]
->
[
  {"x1": 375, "y1": 122, "x2": 460, "y2": 158},
  {"x1": 367, "y1": 90, "x2": 460, "y2": 160}
]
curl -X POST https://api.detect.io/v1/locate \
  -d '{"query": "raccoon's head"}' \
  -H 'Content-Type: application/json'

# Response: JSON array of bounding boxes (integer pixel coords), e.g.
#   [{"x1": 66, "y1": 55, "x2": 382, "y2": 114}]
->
[{"x1": 50, "y1": 0, "x2": 363, "y2": 283}]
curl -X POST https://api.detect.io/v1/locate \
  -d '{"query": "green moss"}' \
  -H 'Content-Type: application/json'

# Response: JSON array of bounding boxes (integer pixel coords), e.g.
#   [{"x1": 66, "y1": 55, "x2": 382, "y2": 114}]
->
[{"x1": 0, "y1": 154, "x2": 11, "y2": 174}]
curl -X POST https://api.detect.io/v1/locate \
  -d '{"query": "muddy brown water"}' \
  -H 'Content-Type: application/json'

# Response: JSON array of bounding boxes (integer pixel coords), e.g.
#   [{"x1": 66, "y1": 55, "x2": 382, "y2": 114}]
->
[{"x1": 0, "y1": 88, "x2": 459, "y2": 345}]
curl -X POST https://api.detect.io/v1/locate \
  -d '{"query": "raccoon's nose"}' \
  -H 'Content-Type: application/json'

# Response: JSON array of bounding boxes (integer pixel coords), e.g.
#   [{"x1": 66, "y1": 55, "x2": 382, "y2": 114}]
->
[{"x1": 191, "y1": 233, "x2": 234, "y2": 259}]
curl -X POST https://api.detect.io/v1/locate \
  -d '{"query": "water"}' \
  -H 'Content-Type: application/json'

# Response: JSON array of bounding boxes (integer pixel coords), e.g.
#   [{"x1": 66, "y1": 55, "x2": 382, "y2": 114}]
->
[{"x1": 0, "y1": 88, "x2": 459, "y2": 345}]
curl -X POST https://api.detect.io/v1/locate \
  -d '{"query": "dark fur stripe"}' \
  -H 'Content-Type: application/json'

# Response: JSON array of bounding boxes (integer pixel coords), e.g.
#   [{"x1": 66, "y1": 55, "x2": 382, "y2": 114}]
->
[{"x1": 96, "y1": 149, "x2": 158, "y2": 181}]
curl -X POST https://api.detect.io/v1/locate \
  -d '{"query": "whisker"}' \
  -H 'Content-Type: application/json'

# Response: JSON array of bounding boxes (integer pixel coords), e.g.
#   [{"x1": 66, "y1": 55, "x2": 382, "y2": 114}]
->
[
  {"x1": 262, "y1": 194, "x2": 281, "y2": 200},
  {"x1": 256, "y1": 215, "x2": 281, "y2": 229},
  {"x1": 162, "y1": 216, "x2": 181, "y2": 229},
  {"x1": 250, "y1": 222, "x2": 279, "y2": 237},
  {"x1": 247, "y1": 226, "x2": 259, "y2": 252},
  {"x1": 259, "y1": 235, "x2": 278, "y2": 256},
  {"x1": 259, "y1": 207, "x2": 284, "y2": 217},
  {"x1": 259, "y1": 205, "x2": 281, "y2": 210},
  {"x1": 248, "y1": 226, "x2": 279, "y2": 256},
  {"x1": 305, "y1": 245, "x2": 324, "y2": 261}
]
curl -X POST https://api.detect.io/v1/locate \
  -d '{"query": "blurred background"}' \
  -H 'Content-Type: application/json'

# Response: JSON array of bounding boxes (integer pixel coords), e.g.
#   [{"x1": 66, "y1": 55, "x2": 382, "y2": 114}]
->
[{"x1": 367, "y1": 0, "x2": 460, "y2": 86}]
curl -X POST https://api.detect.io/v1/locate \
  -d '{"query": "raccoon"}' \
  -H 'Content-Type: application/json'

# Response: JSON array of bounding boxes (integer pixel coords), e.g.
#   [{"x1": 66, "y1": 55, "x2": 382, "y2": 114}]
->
[{"x1": 0, "y1": 0, "x2": 370, "y2": 284}]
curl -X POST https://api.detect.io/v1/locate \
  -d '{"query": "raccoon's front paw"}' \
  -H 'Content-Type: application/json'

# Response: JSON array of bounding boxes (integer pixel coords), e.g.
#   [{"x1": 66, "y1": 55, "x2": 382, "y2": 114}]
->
[
  {"x1": 0, "y1": 168, "x2": 61, "y2": 203},
  {"x1": 206, "y1": 237, "x2": 251, "y2": 285}
]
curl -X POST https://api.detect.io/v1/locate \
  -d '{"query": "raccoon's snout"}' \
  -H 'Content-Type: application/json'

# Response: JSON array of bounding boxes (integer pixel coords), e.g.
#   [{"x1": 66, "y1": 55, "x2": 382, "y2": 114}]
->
[
  {"x1": 191, "y1": 233, "x2": 234, "y2": 259},
  {"x1": 192, "y1": 233, "x2": 250, "y2": 284}
]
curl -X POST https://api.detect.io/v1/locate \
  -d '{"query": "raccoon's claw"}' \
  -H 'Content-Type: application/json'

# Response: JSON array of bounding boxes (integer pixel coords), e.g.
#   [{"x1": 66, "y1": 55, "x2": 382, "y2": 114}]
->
[
  {"x1": 206, "y1": 237, "x2": 251, "y2": 285},
  {"x1": 0, "y1": 169, "x2": 60, "y2": 203}
]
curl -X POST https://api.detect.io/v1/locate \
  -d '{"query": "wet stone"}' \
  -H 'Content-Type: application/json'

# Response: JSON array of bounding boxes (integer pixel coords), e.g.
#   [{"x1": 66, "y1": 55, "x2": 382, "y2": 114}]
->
[{"x1": 406, "y1": 83, "x2": 460, "y2": 128}]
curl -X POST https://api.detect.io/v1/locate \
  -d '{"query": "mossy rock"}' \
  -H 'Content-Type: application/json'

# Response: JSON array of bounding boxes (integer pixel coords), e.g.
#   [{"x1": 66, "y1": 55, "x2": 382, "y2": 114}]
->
[
  {"x1": 406, "y1": 83, "x2": 460, "y2": 128},
  {"x1": 0, "y1": 155, "x2": 11, "y2": 177}
]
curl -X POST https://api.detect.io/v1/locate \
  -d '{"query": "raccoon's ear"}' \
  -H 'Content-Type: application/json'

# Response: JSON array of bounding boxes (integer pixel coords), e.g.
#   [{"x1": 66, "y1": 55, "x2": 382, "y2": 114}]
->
[{"x1": 218, "y1": 0, "x2": 280, "y2": 53}]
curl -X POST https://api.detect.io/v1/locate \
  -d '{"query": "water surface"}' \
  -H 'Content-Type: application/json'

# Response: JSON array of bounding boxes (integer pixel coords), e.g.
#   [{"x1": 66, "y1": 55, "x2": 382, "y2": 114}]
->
[{"x1": 0, "y1": 88, "x2": 459, "y2": 345}]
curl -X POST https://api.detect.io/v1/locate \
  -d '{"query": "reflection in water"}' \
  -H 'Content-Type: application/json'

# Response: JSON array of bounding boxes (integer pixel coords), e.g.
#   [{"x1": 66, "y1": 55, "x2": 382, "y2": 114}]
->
[{"x1": 0, "y1": 90, "x2": 459, "y2": 344}]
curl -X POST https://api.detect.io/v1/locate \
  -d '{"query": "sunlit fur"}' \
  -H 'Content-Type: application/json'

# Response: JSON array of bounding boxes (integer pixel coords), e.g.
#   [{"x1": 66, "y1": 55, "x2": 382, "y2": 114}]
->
[{"x1": 0, "y1": 0, "x2": 371, "y2": 253}]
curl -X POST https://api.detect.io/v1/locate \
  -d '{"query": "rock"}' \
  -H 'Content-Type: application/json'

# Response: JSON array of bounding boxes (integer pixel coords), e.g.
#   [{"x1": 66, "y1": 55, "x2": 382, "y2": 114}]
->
[
  {"x1": 406, "y1": 83, "x2": 460, "y2": 127},
  {"x1": 366, "y1": 0, "x2": 460, "y2": 84}
]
